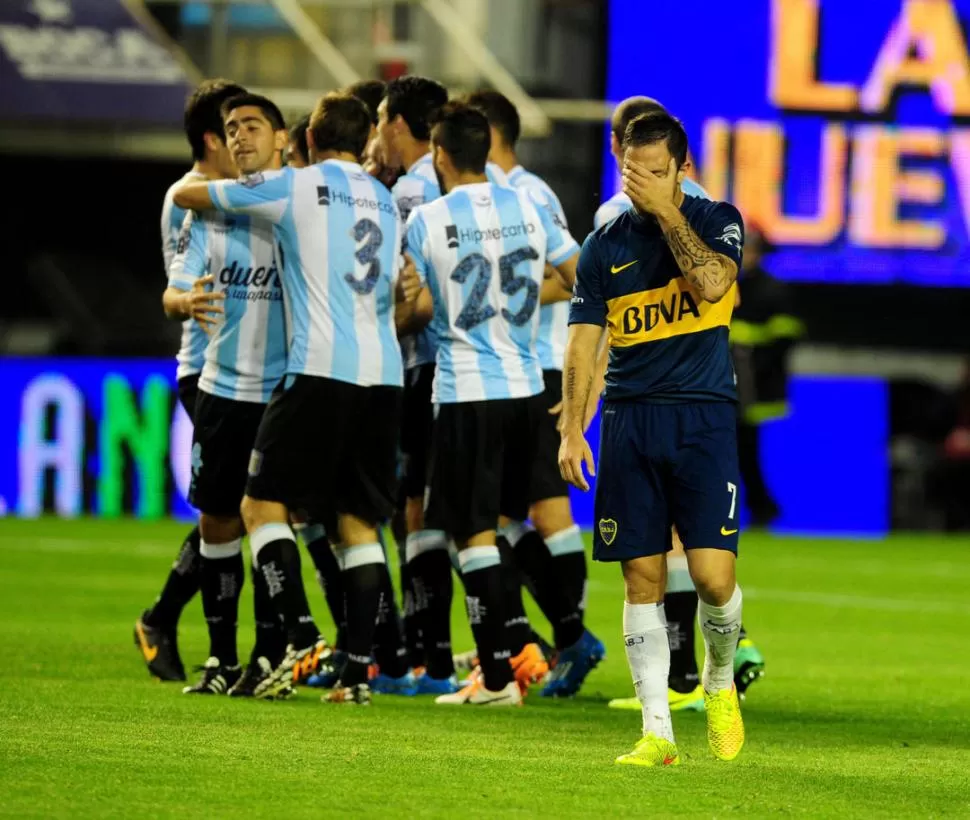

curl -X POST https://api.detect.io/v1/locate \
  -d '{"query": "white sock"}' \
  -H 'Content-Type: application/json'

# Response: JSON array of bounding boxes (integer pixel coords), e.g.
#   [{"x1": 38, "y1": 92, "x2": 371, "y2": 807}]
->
[
  {"x1": 698, "y1": 585, "x2": 743, "y2": 692},
  {"x1": 623, "y1": 601, "x2": 674, "y2": 743}
]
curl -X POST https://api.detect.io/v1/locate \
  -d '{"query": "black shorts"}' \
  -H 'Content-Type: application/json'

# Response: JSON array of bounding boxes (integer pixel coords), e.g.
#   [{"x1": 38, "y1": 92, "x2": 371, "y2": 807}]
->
[
  {"x1": 425, "y1": 394, "x2": 544, "y2": 541},
  {"x1": 177, "y1": 374, "x2": 200, "y2": 418},
  {"x1": 594, "y1": 401, "x2": 740, "y2": 562},
  {"x1": 246, "y1": 375, "x2": 402, "y2": 531},
  {"x1": 530, "y1": 369, "x2": 570, "y2": 504},
  {"x1": 400, "y1": 363, "x2": 435, "y2": 499},
  {"x1": 189, "y1": 390, "x2": 266, "y2": 517}
]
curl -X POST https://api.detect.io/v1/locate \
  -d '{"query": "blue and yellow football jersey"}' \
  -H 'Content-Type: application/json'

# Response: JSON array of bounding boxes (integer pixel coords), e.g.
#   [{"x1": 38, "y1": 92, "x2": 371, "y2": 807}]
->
[{"x1": 570, "y1": 194, "x2": 744, "y2": 403}]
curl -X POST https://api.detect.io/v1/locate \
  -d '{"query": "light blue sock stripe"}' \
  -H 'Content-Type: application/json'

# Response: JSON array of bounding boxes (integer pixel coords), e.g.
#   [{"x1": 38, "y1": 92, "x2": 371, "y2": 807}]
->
[
  {"x1": 250, "y1": 522, "x2": 294, "y2": 550},
  {"x1": 339, "y1": 542, "x2": 386, "y2": 571},
  {"x1": 249, "y1": 522, "x2": 295, "y2": 564},
  {"x1": 460, "y1": 556, "x2": 501, "y2": 574},
  {"x1": 459, "y1": 545, "x2": 501, "y2": 575},
  {"x1": 545, "y1": 525, "x2": 584, "y2": 556}
]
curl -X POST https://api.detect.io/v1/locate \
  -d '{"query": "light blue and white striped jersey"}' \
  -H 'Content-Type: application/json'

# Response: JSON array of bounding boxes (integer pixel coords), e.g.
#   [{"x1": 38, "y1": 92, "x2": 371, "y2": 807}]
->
[
  {"x1": 406, "y1": 182, "x2": 579, "y2": 404},
  {"x1": 594, "y1": 177, "x2": 711, "y2": 229},
  {"x1": 393, "y1": 154, "x2": 510, "y2": 371},
  {"x1": 168, "y1": 209, "x2": 286, "y2": 404},
  {"x1": 393, "y1": 154, "x2": 440, "y2": 372},
  {"x1": 162, "y1": 170, "x2": 208, "y2": 380},
  {"x1": 506, "y1": 164, "x2": 578, "y2": 373},
  {"x1": 208, "y1": 159, "x2": 403, "y2": 388}
]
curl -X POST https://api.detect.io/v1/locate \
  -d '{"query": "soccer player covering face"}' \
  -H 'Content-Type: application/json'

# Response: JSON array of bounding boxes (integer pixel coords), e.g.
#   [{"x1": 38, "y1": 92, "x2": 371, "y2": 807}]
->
[
  {"x1": 466, "y1": 90, "x2": 606, "y2": 697},
  {"x1": 561, "y1": 112, "x2": 746, "y2": 764},
  {"x1": 135, "y1": 78, "x2": 245, "y2": 683},
  {"x1": 166, "y1": 94, "x2": 291, "y2": 697},
  {"x1": 174, "y1": 93, "x2": 409, "y2": 706},
  {"x1": 404, "y1": 103, "x2": 579, "y2": 706},
  {"x1": 596, "y1": 97, "x2": 766, "y2": 714},
  {"x1": 594, "y1": 96, "x2": 711, "y2": 230}
]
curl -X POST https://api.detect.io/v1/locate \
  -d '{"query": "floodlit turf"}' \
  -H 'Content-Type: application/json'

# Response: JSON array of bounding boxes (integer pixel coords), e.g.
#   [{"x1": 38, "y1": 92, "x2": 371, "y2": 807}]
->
[{"x1": 1, "y1": 520, "x2": 969, "y2": 818}]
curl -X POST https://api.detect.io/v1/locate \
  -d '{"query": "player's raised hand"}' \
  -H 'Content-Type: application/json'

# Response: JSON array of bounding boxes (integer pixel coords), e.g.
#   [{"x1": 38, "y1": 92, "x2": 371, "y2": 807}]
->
[
  {"x1": 559, "y1": 429, "x2": 595, "y2": 492},
  {"x1": 397, "y1": 253, "x2": 422, "y2": 303},
  {"x1": 622, "y1": 156, "x2": 679, "y2": 216},
  {"x1": 183, "y1": 275, "x2": 224, "y2": 334}
]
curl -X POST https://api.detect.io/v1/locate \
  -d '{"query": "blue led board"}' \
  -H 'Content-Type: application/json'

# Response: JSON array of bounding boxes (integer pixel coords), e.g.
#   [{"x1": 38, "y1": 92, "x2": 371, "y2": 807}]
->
[
  {"x1": 604, "y1": 0, "x2": 970, "y2": 286},
  {"x1": 569, "y1": 376, "x2": 888, "y2": 536},
  {"x1": 0, "y1": 359, "x2": 887, "y2": 534}
]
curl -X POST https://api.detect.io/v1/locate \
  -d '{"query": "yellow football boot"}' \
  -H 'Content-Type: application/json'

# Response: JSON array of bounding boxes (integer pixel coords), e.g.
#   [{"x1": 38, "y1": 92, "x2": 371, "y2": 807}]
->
[
  {"x1": 615, "y1": 733, "x2": 681, "y2": 767},
  {"x1": 704, "y1": 685, "x2": 745, "y2": 761}
]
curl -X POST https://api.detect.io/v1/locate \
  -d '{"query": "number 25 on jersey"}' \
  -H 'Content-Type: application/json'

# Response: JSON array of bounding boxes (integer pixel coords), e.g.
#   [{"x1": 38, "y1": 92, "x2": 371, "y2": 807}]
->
[{"x1": 451, "y1": 247, "x2": 540, "y2": 332}]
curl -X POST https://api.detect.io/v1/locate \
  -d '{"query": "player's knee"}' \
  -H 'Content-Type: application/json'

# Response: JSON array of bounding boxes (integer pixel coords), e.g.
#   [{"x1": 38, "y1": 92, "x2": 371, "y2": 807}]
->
[
  {"x1": 404, "y1": 497, "x2": 424, "y2": 534},
  {"x1": 240, "y1": 496, "x2": 263, "y2": 533},
  {"x1": 621, "y1": 556, "x2": 665, "y2": 604},
  {"x1": 691, "y1": 573, "x2": 736, "y2": 607},
  {"x1": 199, "y1": 513, "x2": 243, "y2": 545},
  {"x1": 686, "y1": 547, "x2": 736, "y2": 605},
  {"x1": 529, "y1": 497, "x2": 573, "y2": 537}
]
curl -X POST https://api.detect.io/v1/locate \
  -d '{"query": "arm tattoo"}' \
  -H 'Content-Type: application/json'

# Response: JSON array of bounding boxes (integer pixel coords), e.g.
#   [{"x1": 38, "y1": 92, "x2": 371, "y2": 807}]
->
[
  {"x1": 661, "y1": 213, "x2": 737, "y2": 301},
  {"x1": 565, "y1": 366, "x2": 577, "y2": 400}
]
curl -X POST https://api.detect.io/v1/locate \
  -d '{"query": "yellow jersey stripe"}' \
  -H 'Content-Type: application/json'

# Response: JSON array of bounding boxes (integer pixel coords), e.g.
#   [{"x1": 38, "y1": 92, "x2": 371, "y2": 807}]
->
[{"x1": 606, "y1": 278, "x2": 736, "y2": 348}]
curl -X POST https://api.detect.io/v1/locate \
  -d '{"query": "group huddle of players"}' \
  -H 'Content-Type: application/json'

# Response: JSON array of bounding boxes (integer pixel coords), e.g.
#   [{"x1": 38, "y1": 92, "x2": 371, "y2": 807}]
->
[{"x1": 131, "y1": 75, "x2": 765, "y2": 723}]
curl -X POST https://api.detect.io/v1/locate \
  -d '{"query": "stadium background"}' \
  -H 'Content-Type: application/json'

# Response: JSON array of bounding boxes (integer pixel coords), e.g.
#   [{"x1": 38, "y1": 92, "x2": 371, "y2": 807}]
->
[
  {"x1": 3, "y1": 0, "x2": 969, "y2": 534},
  {"x1": 1, "y1": 2, "x2": 969, "y2": 815}
]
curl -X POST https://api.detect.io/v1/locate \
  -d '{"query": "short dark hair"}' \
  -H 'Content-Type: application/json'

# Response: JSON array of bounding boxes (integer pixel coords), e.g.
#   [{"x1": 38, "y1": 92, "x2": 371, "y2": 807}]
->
[
  {"x1": 221, "y1": 93, "x2": 286, "y2": 131},
  {"x1": 622, "y1": 111, "x2": 689, "y2": 168},
  {"x1": 611, "y1": 96, "x2": 665, "y2": 142},
  {"x1": 309, "y1": 93, "x2": 372, "y2": 159},
  {"x1": 431, "y1": 102, "x2": 491, "y2": 174},
  {"x1": 288, "y1": 114, "x2": 310, "y2": 165},
  {"x1": 464, "y1": 89, "x2": 520, "y2": 148},
  {"x1": 184, "y1": 78, "x2": 248, "y2": 161},
  {"x1": 344, "y1": 79, "x2": 386, "y2": 125},
  {"x1": 384, "y1": 75, "x2": 448, "y2": 141}
]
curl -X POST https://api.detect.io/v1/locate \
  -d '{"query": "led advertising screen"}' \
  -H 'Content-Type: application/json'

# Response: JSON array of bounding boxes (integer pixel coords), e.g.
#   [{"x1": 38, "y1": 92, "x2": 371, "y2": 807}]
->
[
  {"x1": 605, "y1": 0, "x2": 970, "y2": 286},
  {"x1": 0, "y1": 359, "x2": 888, "y2": 535}
]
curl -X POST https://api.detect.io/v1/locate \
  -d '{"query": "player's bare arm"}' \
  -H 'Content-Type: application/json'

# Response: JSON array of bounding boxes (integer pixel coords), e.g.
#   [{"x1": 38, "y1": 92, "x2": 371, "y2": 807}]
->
[
  {"x1": 396, "y1": 254, "x2": 423, "y2": 304},
  {"x1": 395, "y1": 286, "x2": 433, "y2": 336},
  {"x1": 558, "y1": 323, "x2": 600, "y2": 491},
  {"x1": 172, "y1": 182, "x2": 215, "y2": 211},
  {"x1": 540, "y1": 262, "x2": 573, "y2": 305},
  {"x1": 656, "y1": 205, "x2": 738, "y2": 303},
  {"x1": 587, "y1": 328, "x2": 609, "y2": 426},
  {"x1": 162, "y1": 275, "x2": 224, "y2": 332},
  {"x1": 553, "y1": 251, "x2": 578, "y2": 289},
  {"x1": 623, "y1": 157, "x2": 737, "y2": 303}
]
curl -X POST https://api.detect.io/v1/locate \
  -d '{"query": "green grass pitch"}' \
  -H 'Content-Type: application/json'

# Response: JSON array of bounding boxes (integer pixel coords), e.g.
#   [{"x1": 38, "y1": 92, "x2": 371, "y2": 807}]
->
[{"x1": 1, "y1": 519, "x2": 969, "y2": 817}]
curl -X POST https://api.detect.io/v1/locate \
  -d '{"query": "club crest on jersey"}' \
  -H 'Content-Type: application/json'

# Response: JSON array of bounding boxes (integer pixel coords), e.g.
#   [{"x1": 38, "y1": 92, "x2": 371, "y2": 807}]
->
[
  {"x1": 317, "y1": 185, "x2": 330, "y2": 205},
  {"x1": 598, "y1": 518, "x2": 617, "y2": 546},
  {"x1": 445, "y1": 224, "x2": 458, "y2": 249},
  {"x1": 241, "y1": 172, "x2": 265, "y2": 188},
  {"x1": 718, "y1": 223, "x2": 742, "y2": 249}
]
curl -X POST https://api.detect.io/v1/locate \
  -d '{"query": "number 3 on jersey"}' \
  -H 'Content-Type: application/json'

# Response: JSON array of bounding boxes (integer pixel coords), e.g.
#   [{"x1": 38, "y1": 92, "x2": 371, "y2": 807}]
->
[
  {"x1": 345, "y1": 217, "x2": 383, "y2": 295},
  {"x1": 451, "y1": 247, "x2": 540, "y2": 332}
]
